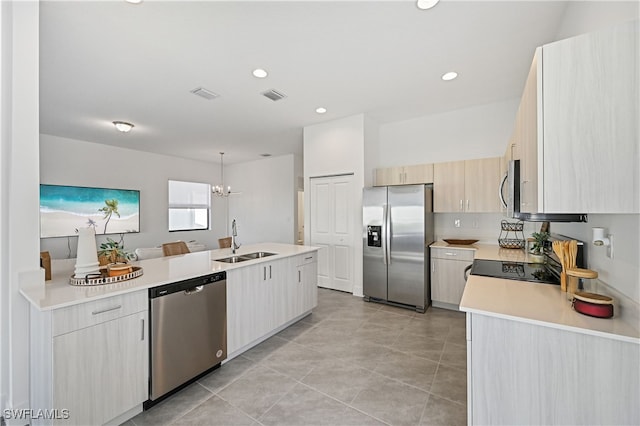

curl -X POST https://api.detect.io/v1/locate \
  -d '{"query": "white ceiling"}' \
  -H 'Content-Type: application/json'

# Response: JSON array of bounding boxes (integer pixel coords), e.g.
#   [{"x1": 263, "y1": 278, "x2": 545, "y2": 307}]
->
[{"x1": 39, "y1": 0, "x2": 571, "y2": 165}]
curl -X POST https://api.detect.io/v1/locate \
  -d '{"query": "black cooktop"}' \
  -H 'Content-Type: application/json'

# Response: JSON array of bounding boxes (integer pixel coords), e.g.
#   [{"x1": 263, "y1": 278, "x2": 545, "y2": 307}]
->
[{"x1": 470, "y1": 259, "x2": 560, "y2": 285}]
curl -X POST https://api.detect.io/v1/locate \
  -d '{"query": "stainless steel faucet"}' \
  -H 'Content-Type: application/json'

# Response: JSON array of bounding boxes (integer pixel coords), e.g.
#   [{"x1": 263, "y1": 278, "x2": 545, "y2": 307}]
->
[{"x1": 231, "y1": 219, "x2": 241, "y2": 254}]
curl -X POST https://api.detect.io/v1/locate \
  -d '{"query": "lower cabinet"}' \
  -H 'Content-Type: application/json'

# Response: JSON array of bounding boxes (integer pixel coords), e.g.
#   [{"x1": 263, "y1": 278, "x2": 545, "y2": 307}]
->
[
  {"x1": 226, "y1": 252, "x2": 318, "y2": 357},
  {"x1": 430, "y1": 247, "x2": 474, "y2": 310},
  {"x1": 31, "y1": 290, "x2": 148, "y2": 426},
  {"x1": 295, "y1": 252, "x2": 318, "y2": 313},
  {"x1": 467, "y1": 313, "x2": 640, "y2": 425}
]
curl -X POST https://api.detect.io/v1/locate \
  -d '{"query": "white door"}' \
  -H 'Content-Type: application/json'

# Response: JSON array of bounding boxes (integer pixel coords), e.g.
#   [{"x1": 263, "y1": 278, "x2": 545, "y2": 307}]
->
[{"x1": 309, "y1": 175, "x2": 354, "y2": 293}]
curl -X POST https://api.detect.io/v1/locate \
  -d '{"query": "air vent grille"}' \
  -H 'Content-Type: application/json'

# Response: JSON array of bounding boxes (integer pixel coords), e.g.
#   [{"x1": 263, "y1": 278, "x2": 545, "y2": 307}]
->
[
  {"x1": 190, "y1": 87, "x2": 220, "y2": 100},
  {"x1": 261, "y1": 89, "x2": 287, "y2": 101}
]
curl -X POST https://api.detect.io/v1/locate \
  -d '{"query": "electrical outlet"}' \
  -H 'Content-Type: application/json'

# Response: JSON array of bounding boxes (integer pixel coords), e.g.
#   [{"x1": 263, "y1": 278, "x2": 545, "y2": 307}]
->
[
  {"x1": 454, "y1": 219, "x2": 461, "y2": 228},
  {"x1": 472, "y1": 219, "x2": 479, "y2": 229}
]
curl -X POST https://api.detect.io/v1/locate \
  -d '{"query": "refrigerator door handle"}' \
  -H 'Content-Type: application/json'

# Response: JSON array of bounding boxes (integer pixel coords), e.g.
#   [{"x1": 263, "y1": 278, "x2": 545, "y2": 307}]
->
[
  {"x1": 385, "y1": 203, "x2": 392, "y2": 265},
  {"x1": 382, "y1": 203, "x2": 389, "y2": 265}
]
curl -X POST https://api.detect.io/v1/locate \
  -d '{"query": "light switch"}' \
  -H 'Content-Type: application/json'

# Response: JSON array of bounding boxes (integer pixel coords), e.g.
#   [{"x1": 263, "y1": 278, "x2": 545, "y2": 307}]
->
[{"x1": 454, "y1": 219, "x2": 461, "y2": 228}]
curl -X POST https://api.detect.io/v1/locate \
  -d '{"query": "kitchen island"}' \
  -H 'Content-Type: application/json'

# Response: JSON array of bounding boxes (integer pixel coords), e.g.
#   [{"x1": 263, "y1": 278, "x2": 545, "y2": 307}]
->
[
  {"x1": 21, "y1": 242, "x2": 319, "y2": 426},
  {"x1": 460, "y1": 254, "x2": 639, "y2": 425}
]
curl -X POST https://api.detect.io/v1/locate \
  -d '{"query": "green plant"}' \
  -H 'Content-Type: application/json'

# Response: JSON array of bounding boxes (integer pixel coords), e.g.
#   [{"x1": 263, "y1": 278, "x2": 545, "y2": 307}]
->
[
  {"x1": 530, "y1": 231, "x2": 549, "y2": 255},
  {"x1": 98, "y1": 237, "x2": 130, "y2": 264}
]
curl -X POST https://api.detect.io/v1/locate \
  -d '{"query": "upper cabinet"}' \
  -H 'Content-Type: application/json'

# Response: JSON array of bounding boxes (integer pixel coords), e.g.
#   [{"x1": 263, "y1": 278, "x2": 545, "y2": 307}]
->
[
  {"x1": 513, "y1": 21, "x2": 639, "y2": 214},
  {"x1": 434, "y1": 157, "x2": 502, "y2": 213},
  {"x1": 374, "y1": 163, "x2": 433, "y2": 186}
]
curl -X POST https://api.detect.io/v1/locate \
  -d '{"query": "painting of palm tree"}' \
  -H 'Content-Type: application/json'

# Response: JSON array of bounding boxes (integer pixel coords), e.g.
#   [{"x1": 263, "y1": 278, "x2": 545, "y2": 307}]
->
[
  {"x1": 99, "y1": 199, "x2": 120, "y2": 234},
  {"x1": 40, "y1": 185, "x2": 140, "y2": 238}
]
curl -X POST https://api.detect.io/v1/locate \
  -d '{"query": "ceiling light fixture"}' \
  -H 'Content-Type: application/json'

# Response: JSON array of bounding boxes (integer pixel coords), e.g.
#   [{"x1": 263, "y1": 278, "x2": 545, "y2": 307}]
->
[
  {"x1": 416, "y1": 0, "x2": 439, "y2": 10},
  {"x1": 441, "y1": 71, "x2": 458, "y2": 81},
  {"x1": 315, "y1": 107, "x2": 327, "y2": 114},
  {"x1": 212, "y1": 152, "x2": 231, "y2": 197},
  {"x1": 112, "y1": 121, "x2": 134, "y2": 133},
  {"x1": 124, "y1": 0, "x2": 143, "y2": 4},
  {"x1": 252, "y1": 68, "x2": 268, "y2": 78}
]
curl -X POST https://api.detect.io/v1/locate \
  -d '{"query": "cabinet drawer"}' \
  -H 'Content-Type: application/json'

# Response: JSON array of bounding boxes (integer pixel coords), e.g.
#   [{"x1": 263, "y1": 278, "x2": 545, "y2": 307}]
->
[
  {"x1": 431, "y1": 247, "x2": 475, "y2": 261},
  {"x1": 52, "y1": 290, "x2": 147, "y2": 336},
  {"x1": 296, "y1": 252, "x2": 317, "y2": 266}
]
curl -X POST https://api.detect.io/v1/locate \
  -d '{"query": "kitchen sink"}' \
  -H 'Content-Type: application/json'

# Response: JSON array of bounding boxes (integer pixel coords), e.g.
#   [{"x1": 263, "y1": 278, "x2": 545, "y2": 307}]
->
[
  {"x1": 241, "y1": 252, "x2": 277, "y2": 259},
  {"x1": 214, "y1": 252, "x2": 277, "y2": 263},
  {"x1": 215, "y1": 256, "x2": 252, "y2": 263}
]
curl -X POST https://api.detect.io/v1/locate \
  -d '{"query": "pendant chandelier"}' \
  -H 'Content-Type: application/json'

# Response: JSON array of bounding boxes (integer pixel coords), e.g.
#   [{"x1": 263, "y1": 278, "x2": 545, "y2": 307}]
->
[{"x1": 212, "y1": 152, "x2": 231, "y2": 197}]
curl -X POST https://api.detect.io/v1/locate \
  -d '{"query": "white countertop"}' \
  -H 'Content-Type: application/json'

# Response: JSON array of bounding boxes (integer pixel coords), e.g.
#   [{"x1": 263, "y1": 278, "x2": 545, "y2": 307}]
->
[
  {"x1": 432, "y1": 240, "x2": 640, "y2": 344},
  {"x1": 21, "y1": 243, "x2": 318, "y2": 311},
  {"x1": 461, "y1": 275, "x2": 639, "y2": 344}
]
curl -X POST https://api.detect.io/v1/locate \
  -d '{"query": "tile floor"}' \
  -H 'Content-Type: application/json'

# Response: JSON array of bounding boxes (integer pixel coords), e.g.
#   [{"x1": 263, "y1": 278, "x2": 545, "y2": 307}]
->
[{"x1": 127, "y1": 288, "x2": 468, "y2": 426}]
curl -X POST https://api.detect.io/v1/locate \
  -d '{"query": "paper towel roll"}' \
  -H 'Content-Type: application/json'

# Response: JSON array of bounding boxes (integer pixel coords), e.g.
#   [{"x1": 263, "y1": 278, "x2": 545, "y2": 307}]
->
[{"x1": 74, "y1": 227, "x2": 100, "y2": 277}]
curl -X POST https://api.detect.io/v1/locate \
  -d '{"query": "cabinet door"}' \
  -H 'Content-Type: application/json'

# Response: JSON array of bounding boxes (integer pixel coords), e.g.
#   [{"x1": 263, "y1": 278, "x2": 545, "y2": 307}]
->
[
  {"x1": 431, "y1": 258, "x2": 468, "y2": 308},
  {"x1": 297, "y1": 260, "x2": 318, "y2": 314},
  {"x1": 433, "y1": 161, "x2": 465, "y2": 212},
  {"x1": 53, "y1": 311, "x2": 147, "y2": 425},
  {"x1": 542, "y1": 21, "x2": 639, "y2": 213},
  {"x1": 374, "y1": 166, "x2": 404, "y2": 186},
  {"x1": 227, "y1": 265, "x2": 265, "y2": 354},
  {"x1": 464, "y1": 157, "x2": 501, "y2": 212},
  {"x1": 404, "y1": 164, "x2": 434, "y2": 184},
  {"x1": 518, "y1": 49, "x2": 542, "y2": 213}
]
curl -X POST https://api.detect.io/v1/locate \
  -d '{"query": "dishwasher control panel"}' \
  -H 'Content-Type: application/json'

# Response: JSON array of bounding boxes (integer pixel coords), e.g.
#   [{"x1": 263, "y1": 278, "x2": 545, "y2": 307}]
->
[{"x1": 149, "y1": 271, "x2": 226, "y2": 298}]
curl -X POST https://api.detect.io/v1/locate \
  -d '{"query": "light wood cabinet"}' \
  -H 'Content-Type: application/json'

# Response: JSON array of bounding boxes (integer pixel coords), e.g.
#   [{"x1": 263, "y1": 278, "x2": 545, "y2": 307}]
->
[
  {"x1": 226, "y1": 264, "x2": 266, "y2": 355},
  {"x1": 31, "y1": 291, "x2": 148, "y2": 426},
  {"x1": 226, "y1": 254, "x2": 318, "y2": 358},
  {"x1": 430, "y1": 247, "x2": 474, "y2": 310},
  {"x1": 433, "y1": 158, "x2": 501, "y2": 213},
  {"x1": 295, "y1": 252, "x2": 318, "y2": 313},
  {"x1": 513, "y1": 48, "x2": 542, "y2": 213},
  {"x1": 542, "y1": 20, "x2": 638, "y2": 213},
  {"x1": 374, "y1": 163, "x2": 433, "y2": 186},
  {"x1": 467, "y1": 313, "x2": 640, "y2": 425},
  {"x1": 508, "y1": 21, "x2": 639, "y2": 214}
]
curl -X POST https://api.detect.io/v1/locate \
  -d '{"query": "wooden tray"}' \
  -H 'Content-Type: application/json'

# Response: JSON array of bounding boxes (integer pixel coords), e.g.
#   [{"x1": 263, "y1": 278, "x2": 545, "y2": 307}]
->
[
  {"x1": 69, "y1": 266, "x2": 143, "y2": 286},
  {"x1": 443, "y1": 239, "x2": 478, "y2": 245}
]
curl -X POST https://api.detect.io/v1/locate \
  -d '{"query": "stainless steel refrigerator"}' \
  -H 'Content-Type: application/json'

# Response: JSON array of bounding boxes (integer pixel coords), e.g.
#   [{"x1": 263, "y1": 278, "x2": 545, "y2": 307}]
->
[{"x1": 363, "y1": 184, "x2": 433, "y2": 313}]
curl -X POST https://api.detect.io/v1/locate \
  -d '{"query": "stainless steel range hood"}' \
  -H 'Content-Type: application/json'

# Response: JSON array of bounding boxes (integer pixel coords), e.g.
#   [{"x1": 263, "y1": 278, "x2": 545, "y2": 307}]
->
[{"x1": 513, "y1": 212, "x2": 588, "y2": 223}]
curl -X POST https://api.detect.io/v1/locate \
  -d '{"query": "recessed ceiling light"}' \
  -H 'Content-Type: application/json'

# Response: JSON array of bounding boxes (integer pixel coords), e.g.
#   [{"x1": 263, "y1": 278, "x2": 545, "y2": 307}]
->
[
  {"x1": 112, "y1": 121, "x2": 134, "y2": 133},
  {"x1": 252, "y1": 68, "x2": 268, "y2": 78},
  {"x1": 315, "y1": 107, "x2": 327, "y2": 114},
  {"x1": 441, "y1": 71, "x2": 458, "y2": 81},
  {"x1": 416, "y1": 0, "x2": 439, "y2": 10},
  {"x1": 125, "y1": 0, "x2": 143, "y2": 4}
]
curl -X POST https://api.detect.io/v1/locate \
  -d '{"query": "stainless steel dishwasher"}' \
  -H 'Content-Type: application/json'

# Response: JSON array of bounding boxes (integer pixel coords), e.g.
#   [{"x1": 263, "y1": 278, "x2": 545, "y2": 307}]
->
[{"x1": 148, "y1": 271, "x2": 227, "y2": 404}]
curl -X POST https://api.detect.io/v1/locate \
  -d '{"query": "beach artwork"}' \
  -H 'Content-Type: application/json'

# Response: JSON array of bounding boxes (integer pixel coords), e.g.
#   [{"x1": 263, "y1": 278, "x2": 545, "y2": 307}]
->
[{"x1": 40, "y1": 184, "x2": 140, "y2": 238}]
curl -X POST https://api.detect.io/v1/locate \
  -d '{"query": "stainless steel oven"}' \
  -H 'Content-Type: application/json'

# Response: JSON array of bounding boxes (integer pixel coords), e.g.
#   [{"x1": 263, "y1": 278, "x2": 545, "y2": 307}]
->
[{"x1": 147, "y1": 271, "x2": 227, "y2": 406}]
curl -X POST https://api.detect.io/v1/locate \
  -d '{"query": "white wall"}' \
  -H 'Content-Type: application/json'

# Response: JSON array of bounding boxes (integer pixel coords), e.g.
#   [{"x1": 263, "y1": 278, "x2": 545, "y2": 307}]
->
[
  {"x1": 376, "y1": 98, "x2": 520, "y2": 169},
  {"x1": 553, "y1": 217, "x2": 639, "y2": 305},
  {"x1": 555, "y1": 1, "x2": 639, "y2": 41},
  {"x1": 40, "y1": 134, "x2": 226, "y2": 259},
  {"x1": 0, "y1": 1, "x2": 40, "y2": 420},
  {"x1": 363, "y1": 115, "x2": 380, "y2": 187},
  {"x1": 225, "y1": 154, "x2": 296, "y2": 245},
  {"x1": 303, "y1": 114, "x2": 365, "y2": 297}
]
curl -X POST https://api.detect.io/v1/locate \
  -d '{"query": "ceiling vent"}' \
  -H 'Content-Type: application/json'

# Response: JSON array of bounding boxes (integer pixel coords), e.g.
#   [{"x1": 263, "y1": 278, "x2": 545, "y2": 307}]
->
[
  {"x1": 190, "y1": 87, "x2": 220, "y2": 100},
  {"x1": 261, "y1": 89, "x2": 287, "y2": 101}
]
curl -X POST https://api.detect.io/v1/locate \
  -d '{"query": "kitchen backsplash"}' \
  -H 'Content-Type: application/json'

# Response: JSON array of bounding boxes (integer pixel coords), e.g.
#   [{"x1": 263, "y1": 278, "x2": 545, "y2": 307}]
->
[{"x1": 435, "y1": 213, "x2": 539, "y2": 245}]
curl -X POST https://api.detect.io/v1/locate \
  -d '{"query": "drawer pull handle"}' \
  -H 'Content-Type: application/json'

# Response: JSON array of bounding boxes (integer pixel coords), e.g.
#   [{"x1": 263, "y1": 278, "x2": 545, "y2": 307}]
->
[
  {"x1": 445, "y1": 252, "x2": 457, "y2": 256},
  {"x1": 91, "y1": 305, "x2": 122, "y2": 315},
  {"x1": 305, "y1": 256, "x2": 313, "y2": 260}
]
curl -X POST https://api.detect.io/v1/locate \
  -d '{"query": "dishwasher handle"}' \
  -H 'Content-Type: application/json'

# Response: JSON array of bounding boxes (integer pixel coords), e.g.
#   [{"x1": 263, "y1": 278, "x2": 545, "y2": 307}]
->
[{"x1": 184, "y1": 285, "x2": 204, "y2": 295}]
